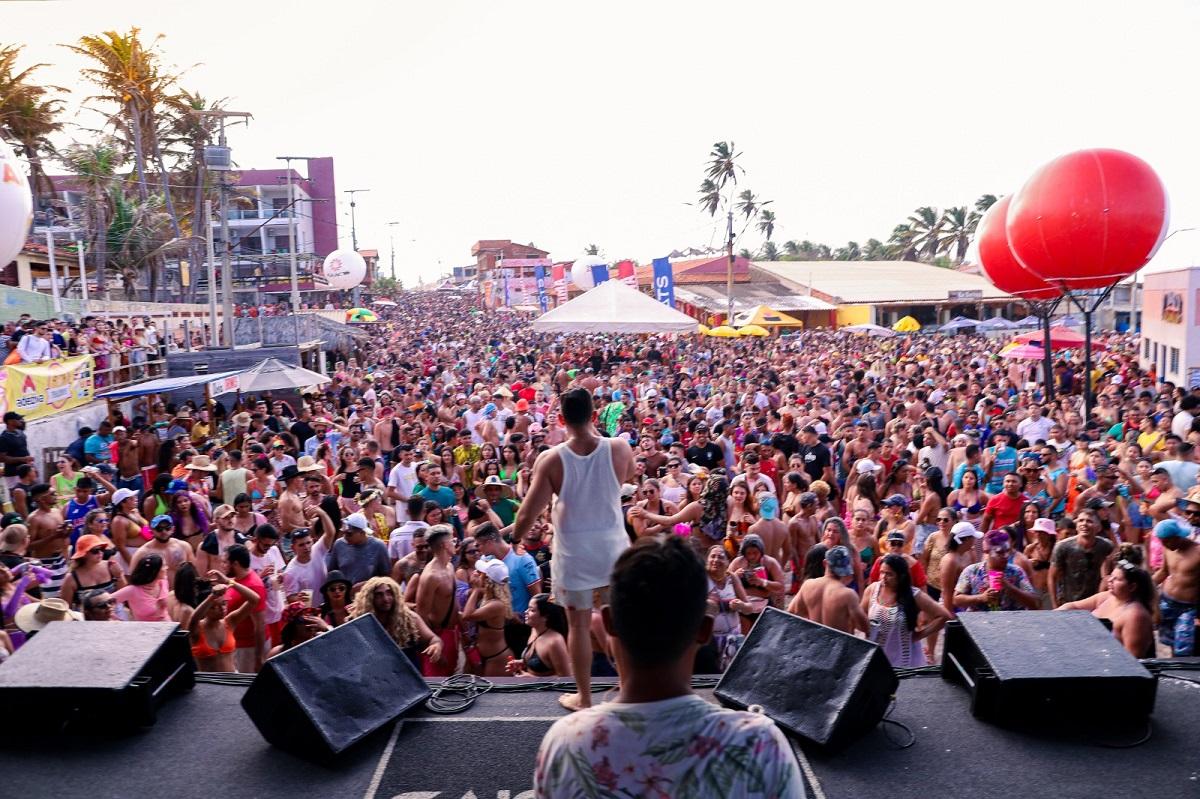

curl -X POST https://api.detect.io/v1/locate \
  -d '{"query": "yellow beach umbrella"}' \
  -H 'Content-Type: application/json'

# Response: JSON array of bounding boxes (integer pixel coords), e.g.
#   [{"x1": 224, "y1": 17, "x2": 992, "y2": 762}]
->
[
  {"x1": 892, "y1": 315, "x2": 921, "y2": 333},
  {"x1": 696, "y1": 323, "x2": 711, "y2": 334},
  {"x1": 707, "y1": 325, "x2": 741, "y2": 338},
  {"x1": 737, "y1": 324, "x2": 770, "y2": 337}
]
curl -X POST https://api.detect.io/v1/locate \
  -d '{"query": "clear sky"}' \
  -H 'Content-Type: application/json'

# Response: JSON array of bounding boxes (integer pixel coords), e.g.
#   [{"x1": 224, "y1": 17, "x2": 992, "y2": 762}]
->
[{"x1": 6, "y1": 0, "x2": 1200, "y2": 284}]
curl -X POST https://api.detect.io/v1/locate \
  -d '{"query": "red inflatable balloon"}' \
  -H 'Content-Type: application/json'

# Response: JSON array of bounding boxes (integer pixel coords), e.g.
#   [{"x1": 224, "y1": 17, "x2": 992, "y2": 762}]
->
[
  {"x1": 1006, "y1": 148, "x2": 1168, "y2": 290},
  {"x1": 976, "y1": 195, "x2": 1060, "y2": 300}
]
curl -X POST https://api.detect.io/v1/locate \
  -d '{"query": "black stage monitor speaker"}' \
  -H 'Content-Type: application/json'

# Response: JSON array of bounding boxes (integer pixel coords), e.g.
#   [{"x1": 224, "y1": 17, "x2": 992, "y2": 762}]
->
[
  {"x1": 241, "y1": 614, "x2": 431, "y2": 759},
  {"x1": 0, "y1": 621, "x2": 194, "y2": 730},
  {"x1": 942, "y1": 610, "x2": 1157, "y2": 722},
  {"x1": 714, "y1": 607, "x2": 899, "y2": 750}
]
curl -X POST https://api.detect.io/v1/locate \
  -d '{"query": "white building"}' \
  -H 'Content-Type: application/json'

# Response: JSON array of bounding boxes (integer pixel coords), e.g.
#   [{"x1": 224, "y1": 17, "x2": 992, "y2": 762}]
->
[{"x1": 1140, "y1": 267, "x2": 1199, "y2": 388}]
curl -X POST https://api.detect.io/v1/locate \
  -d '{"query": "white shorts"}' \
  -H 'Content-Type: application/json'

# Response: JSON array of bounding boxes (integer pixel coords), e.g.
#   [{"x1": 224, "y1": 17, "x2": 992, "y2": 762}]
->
[{"x1": 559, "y1": 586, "x2": 609, "y2": 612}]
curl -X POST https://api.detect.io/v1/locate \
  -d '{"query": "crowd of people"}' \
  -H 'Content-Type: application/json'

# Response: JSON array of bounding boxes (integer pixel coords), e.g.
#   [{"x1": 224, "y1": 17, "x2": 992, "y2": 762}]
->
[{"x1": 2, "y1": 289, "x2": 1198, "y2": 689}]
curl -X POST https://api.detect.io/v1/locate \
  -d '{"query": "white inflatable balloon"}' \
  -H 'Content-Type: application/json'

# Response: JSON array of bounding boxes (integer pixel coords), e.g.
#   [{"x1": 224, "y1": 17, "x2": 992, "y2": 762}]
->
[
  {"x1": 571, "y1": 254, "x2": 606, "y2": 290},
  {"x1": 317, "y1": 249, "x2": 367, "y2": 290},
  {"x1": 0, "y1": 139, "x2": 32, "y2": 268}
]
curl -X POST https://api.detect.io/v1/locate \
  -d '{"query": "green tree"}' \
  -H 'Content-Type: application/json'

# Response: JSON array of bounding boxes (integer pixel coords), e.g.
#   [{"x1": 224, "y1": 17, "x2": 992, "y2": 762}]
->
[
  {"x1": 940, "y1": 205, "x2": 980, "y2": 264},
  {"x1": 862, "y1": 238, "x2": 886, "y2": 260},
  {"x1": 583, "y1": 243, "x2": 600, "y2": 255},
  {"x1": 0, "y1": 45, "x2": 65, "y2": 203},
  {"x1": 756, "y1": 209, "x2": 776, "y2": 241},
  {"x1": 975, "y1": 194, "x2": 998, "y2": 214},
  {"x1": 833, "y1": 241, "x2": 861, "y2": 261},
  {"x1": 906, "y1": 206, "x2": 946, "y2": 262},
  {"x1": 106, "y1": 189, "x2": 186, "y2": 299},
  {"x1": 815, "y1": 243, "x2": 832, "y2": 260},
  {"x1": 60, "y1": 139, "x2": 125, "y2": 298},
  {"x1": 887, "y1": 224, "x2": 919, "y2": 261},
  {"x1": 759, "y1": 240, "x2": 780, "y2": 260}
]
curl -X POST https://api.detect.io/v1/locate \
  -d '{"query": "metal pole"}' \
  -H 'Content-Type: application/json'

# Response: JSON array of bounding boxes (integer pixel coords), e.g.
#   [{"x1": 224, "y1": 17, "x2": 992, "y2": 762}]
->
[
  {"x1": 44, "y1": 228, "x2": 61, "y2": 313},
  {"x1": 344, "y1": 189, "x2": 369, "y2": 306},
  {"x1": 77, "y1": 240, "x2": 88, "y2": 302},
  {"x1": 1041, "y1": 308, "x2": 1055, "y2": 403},
  {"x1": 205, "y1": 200, "x2": 218, "y2": 347},
  {"x1": 725, "y1": 209, "x2": 734, "y2": 324},
  {"x1": 218, "y1": 118, "x2": 234, "y2": 349},
  {"x1": 1083, "y1": 305, "x2": 1094, "y2": 419},
  {"x1": 284, "y1": 160, "x2": 300, "y2": 347}
]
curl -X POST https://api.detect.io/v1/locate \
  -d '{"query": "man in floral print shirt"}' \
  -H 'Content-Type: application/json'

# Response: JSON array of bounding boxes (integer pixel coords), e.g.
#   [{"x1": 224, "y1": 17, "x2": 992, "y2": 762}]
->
[{"x1": 534, "y1": 537, "x2": 804, "y2": 798}]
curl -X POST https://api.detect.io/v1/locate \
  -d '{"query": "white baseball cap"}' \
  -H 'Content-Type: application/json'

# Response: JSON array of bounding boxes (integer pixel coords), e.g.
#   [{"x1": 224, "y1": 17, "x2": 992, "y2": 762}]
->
[
  {"x1": 951, "y1": 521, "x2": 982, "y2": 543},
  {"x1": 475, "y1": 556, "x2": 510, "y2": 584},
  {"x1": 343, "y1": 512, "x2": 370, "y2": 532},
  {"x1": 855, "y1": 460, "x2": 882, "y2": 475}
]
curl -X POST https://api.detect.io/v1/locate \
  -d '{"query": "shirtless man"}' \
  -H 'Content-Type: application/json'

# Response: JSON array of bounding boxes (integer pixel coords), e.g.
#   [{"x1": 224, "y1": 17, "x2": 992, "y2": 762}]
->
[
  {"x1": 1153, "y1": 519, "x2": 1200, "y2": 656},
  {"x1": 414, "y1": 525, "x2": 458, "y2": 675},
  {"x1": 113, "y1": 426, "x2": 143, "y2": 491},
  {"x1": 394, "y1": 528, "x2": 430, "y2": 594},
  {"x1": 136, "y1": 422, "x2": 160, "y2": 472},
  {"x1": 841, "y1": 423, "x2": 874, "y2": 477},
  {"x1": 133, "y1": 514, "x2": 195, "y2": 587},
  {"x1": 1148, "y1": 468, "x2": 1184, "y2": 522},
  {"x1": 26, "y1": 484, "x2": 69, "y2": 597},
  {"x1": 748, "y1": 494, "x2": 789, "y2": 572},
  {"x1": 276, "y1": 465, "x2": 307, "y2": 534},
  {"x1": 787, "y1": 545, "x2": 869, "y2": 635},
  {"x1": 786, "y1": 492, "x2": 820, "y2": 590}
]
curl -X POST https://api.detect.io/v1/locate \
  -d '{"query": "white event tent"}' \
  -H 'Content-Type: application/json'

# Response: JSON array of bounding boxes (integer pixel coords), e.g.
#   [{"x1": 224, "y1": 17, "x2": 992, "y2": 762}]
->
[{"x1": 530, "y1": 279, "x2": 699, "y2": 334}]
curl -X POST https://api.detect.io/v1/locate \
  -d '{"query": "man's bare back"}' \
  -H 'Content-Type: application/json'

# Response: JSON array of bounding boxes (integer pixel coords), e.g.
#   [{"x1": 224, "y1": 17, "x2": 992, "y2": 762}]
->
[
  {"x1": 750, "y1": 518, "x2": 789, "y2": 566},
  {"x1": 788, "y1": 575, "x2": 867, "y2": 635},
  {"x1": 1161, "y1": 540, "x2": 1200, "y2": 603},
  {"x1": 787, "y1": 514, "x2": 819, "y2": 570},
  {"x1": 417, "y1": 559, "x2": 457, "y2": 630}
]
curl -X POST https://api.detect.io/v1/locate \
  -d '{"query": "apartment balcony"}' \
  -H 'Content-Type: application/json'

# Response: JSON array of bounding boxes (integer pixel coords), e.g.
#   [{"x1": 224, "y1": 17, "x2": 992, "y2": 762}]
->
[{"x1": 227, "y1": 208, "x2": 295, "y2": 222}]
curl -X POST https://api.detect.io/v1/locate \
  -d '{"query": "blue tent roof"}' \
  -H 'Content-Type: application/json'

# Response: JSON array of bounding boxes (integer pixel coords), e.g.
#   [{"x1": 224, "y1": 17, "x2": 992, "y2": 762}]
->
[{"x1": 98, "y1": 370, "x2": 244, "y2": 400}]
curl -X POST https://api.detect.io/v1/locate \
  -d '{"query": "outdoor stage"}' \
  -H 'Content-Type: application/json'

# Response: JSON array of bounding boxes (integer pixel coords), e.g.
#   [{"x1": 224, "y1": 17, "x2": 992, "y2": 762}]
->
[{"x1": 4, "y1": 673, "x2": 1200, "y2": 798}]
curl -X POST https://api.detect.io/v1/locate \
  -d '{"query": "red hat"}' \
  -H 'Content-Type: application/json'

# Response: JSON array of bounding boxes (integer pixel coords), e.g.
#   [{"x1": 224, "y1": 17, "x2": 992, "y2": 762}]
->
[{"x1": 516, "y1": 399, "x2": 530, "y2": 411}]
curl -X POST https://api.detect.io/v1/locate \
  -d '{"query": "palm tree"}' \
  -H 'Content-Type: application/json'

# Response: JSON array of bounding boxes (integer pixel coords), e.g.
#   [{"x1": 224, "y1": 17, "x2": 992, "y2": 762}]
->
[
  {"x1": 65, "y1": 28, "x2": 186, "y2": 297},
  {"x1": 887, "y1": 224, "x2": 919, "y2": 261},
  {"x1": 704, "y1": 141, "x2": 741, "y2": 192},
  {"x1": 759, "y1": 241, "x2": 780, "y2": 261},
  {"x1": 0, "y1": 45, "x2": 65, "y2": 204},
  {"x1": 696, "y1": 178, "x2": 721, "y2": 216},
  {"x1": 782, "y1": 240, "x2": 800, "y2": 258},
  {"x1": 756, "y1": 209, "x2": 776, "y2": 241},
  {"x1": 106, "y1": 190, "x2": 186, "y2": 299},
  {"x1": 940, "y1": 206, "x2": 980, "y2": 264},
  {"x1": 907, "y1": 206, "x2": 946, "y2": 262},
  {"x1": 814, "y1": 243, "x2": 832, "y2": 260},
  {"x1": 833, "y1": 241, "x2": 861, "y2": 261},
  {"x1": 584, "y1": 243, "x2": 600, "y2": 255},
  {"x1": 975, "y1": 194, "x2": 997, "y2": 214},
  {"x1": 862, "y1": 238, "x2": 886, "y2": 260},
  {"x1": 60, "y1": 139, "x2": 125, "y2": 298},
  {"x1": 161, "y1": 88, "x2": 222, "y2": 300}
]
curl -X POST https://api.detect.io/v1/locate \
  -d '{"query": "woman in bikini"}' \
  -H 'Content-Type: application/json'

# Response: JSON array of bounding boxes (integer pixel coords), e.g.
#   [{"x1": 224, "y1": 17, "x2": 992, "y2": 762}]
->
[
  {"x1": 187, "y1": 568, "x2": 262, "y2": 672},
  {"x1": 461, "y1": 558, "x2": 513, "y2": 676},
  {"x1": 947, "y1": 468, "x2": 988, "y2": 528},
  {"x1": 506, "y1": 593, "x2": 571, "y2": 677},
  {"x1": 1023, "y1": 517, "x2": 1057, "y2": 608},
  {"x1": 231, "y1": 493, "x2": 267, "y2": 537},
  {"x1": 59, "y1": 533, "x2": 125, "y2": 610},
  {"x1": 170, "y1": 491, "x2": 209, "y2": 552},
  {"x1": 111, "y1": 489, "x2": 151, "y2": 572},
  {"x1": 1057, "y1": 550, "x2": 1155, "y2": 658}
]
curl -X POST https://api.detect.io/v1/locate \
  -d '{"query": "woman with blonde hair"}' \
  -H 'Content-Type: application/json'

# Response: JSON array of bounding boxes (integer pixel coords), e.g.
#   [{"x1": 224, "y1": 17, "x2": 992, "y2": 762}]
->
[
  {"x1": 461, "y1": 557, "x2": 513, "y2": 676},
  {"x1": 349, "y1": 576, "x2": 442, "y2": 669}
]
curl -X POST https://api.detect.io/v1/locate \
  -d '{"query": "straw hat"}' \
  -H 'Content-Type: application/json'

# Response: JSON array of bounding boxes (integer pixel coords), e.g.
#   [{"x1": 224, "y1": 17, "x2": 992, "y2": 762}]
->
[
  {"x1": 479, "y1": 475, "x2": 513, "y2": 498},
  {"x1": 296, "y1": 455, "x2": 321, "y2": 473},
  {"x1": 174, "y1": 408, "x2": 192, "y2": 421},
  {"x1": 232, "y1": 412, "x2": 252, "y2": 427},
  {"x1": 15, "y1": 598, "x2": 82, "y2": 632},
  {"x1": 188, "y1": 455, "x2": 217, "y2": 472}
]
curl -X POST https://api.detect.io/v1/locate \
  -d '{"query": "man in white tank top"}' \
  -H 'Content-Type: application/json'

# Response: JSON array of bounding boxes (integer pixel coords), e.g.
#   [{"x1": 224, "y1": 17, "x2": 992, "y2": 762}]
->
[{"x1": 508, "y1": 388, "x2": 635, "y2": 711}]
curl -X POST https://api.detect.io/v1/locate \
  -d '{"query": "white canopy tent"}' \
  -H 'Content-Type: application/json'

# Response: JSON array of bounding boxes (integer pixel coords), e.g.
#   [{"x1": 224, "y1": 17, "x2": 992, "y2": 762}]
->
[{"x1": 530, "y1": 280, "x2": 699, "y2": 334}]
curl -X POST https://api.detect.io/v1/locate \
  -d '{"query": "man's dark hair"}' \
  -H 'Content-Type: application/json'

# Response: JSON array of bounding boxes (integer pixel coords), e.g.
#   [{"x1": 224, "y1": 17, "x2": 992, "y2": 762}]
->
[
  {"x1": 609, "y1": 536, "x2": 707, "y2": 667},
  {"x1": 226, "y1": 544, "x2": 251, "y2": 570},
  {"x1": 473, "y1": 522, "x2": 500, "y2": 542},
  {"x1": 29, "y1": 483, "x2": 51, "y2": 500},
  {"x1": 965, "y1": 444, "x2": 980, "y2": 459},
  {"x1": 742, "y1": 451, "x2": 760, "y2": 465},
  {"x1": 560, "y1": 388, "x2": 593, "y2": 426},
  {"x1": 407, "y1": 495, "x2": 426, "y2": 519},
  {"x1": 426, "y1": 525, "x2": 452, "y2": 550}
]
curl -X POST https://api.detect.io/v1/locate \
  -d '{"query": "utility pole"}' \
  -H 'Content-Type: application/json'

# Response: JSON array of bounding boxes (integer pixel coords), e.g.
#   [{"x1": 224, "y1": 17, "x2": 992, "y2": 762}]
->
[
  {"x1": 277, "y1": 157, "x2": 318, "y2": 313},
  {"x1": 344, "y1": 188, "x2": 369, "y2": 304},
  {"x1": 204, "y1": 200, "x2": 218, "y2": 347},
  {"x1": 725, "y1": 209, "x2": 735, "y2": 324},
  {"x1": 191, "y1": 109, "x2": 252, "y2": 347},
  {"x1": 387, "y1": 221, "x2": 399, "y2": 280}
]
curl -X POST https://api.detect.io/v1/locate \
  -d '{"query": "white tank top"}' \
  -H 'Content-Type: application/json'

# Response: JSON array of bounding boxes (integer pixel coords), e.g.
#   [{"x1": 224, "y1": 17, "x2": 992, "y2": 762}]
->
[{"x1": 550, "y1": 437, "x2": 629, "y2": 592}]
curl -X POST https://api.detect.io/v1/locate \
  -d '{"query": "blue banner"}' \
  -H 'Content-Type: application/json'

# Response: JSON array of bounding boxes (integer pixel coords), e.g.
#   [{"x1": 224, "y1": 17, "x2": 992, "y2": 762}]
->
[
  {"x1": 652, "y1": 257, "x2": 675, "y2": 307},
  {"x1": 534, "y1": 265, "x2": 549, "y2": 312},
  {"x1": 591, "y1": 263, "x2": 609, "y2": 287}
]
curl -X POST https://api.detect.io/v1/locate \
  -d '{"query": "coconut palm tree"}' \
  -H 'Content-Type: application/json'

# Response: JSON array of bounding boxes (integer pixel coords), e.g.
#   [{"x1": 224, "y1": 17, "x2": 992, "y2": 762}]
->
[
  {"x1": 756, "y1": 209, "x2": 776, "y2": 241},
  {"x1": 814, "y1": 243, "x2": 832, "y2": 260},
  {"x1": 60, "y1": 139, "x2": 125, "y2": 299},
  {"x1": 782, "y1": 240, "x2": 800, "y2": 257},
  {"x1": 975, "y1": 194, "x2": 997, "y2": 214},
  {"x1": 940, "y1": 206, "x2": 979, "y2": 264},
  {"x1": 887, "y1": 224, "x2": 919, "y2": 261},
  {"x1": 862, "y1": 238, "x2": 887, "y2": 260},
  {"x1": 759, "y1": 241, "x2": 780, "y2": 261},
  {"x1": 584, "y1": 243, "x2": 600, "y2": 255},
  {"x1": 0, "y1": 45, "x2": 65, "y2": 204},
  {"x1": 161, "y1": 89, "x2": 222, "y2": 300},
  {"x1": 106, "y1": 190, "x2": 187, "y2": 299},
  {"x1": 907, "y1": 206, "x2": 947, "y2": 262},
  {"x1": 833, "y1": 241, "x2": 861, "y2": 261},
  {"x1": 65, "y1": 28, "x2": 186, "y2": 297}
]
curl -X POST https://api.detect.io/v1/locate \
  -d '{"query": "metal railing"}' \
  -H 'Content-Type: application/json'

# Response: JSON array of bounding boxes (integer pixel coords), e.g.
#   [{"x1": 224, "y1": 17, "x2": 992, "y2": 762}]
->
[
  {"x1": 228, "y1": 208, "x2": 294, "y2": 220},
  {"x1": 91, "y1": 350, "x2": 168, "y2": 393}
]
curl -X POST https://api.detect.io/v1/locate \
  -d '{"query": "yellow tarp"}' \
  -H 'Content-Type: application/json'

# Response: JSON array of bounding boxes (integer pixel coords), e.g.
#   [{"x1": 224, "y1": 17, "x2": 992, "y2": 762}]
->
[
  {"x1": 892, "y1": 315, "x2": 921, "y2": 332},
  {"x1": 732, "y1": 304, "x2": 805, "y2": 328}
]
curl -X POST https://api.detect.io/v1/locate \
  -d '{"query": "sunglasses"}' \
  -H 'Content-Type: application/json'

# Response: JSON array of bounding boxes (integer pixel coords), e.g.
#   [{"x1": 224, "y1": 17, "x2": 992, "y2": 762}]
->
[
  {"x1": 327, "y1": 584, "x2": 347, "y2": 593},
  {"x1": 937, "y1": 517, "x2": 953, "y2": 523}
]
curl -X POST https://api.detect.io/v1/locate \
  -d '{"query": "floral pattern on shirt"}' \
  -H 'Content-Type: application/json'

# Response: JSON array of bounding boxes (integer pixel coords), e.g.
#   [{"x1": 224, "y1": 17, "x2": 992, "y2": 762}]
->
[
  {"x1": 955, "y1": 562, "x2": 1035, "y2": 611},
  {"x1": 534, "y1": 693, "x2": 804, "y2": 799}
]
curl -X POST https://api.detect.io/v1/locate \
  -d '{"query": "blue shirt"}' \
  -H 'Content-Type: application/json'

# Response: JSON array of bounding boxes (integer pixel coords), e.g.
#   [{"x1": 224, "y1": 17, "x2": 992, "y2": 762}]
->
[
  {"x1": 415, "y1": 485, "x2": 456, "y2": 509},
  {"x1": 84, "y1": 433, "x2": 113, "y2": 463},
  {"x1": 503, "y1": 549, "x2": 540, "y2": 615},
  {"x1": 304, "y1": 431, "x2": 343, "y2": 457},
  {"x1": 985, "y1": 445, "x2": 1019, "y2": 493}
]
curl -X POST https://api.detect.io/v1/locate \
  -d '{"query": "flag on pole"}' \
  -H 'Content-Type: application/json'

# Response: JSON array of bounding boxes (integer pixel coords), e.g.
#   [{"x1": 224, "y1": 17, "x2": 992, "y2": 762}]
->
[
  {"x1": 617, "y1": 259, "x2": 637, "y2": 289},
  {"x1": 551, "y1": 263, "x2": 568, "y2": 304},
  {"x1": 591, "y1": 262, "x2": 609, "y2": 287},
  {"x1": 534, "y1": 265, "x2": 549, "y2": 312},
  {"x1": 652, "y1": 257, "x2": 675, "y2": 307}
]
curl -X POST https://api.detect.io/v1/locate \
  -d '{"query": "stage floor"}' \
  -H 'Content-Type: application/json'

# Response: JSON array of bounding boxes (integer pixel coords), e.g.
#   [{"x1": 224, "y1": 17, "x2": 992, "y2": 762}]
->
[{"x1": 4, "y1": 674, "x2": 1200, "y2": 798}]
